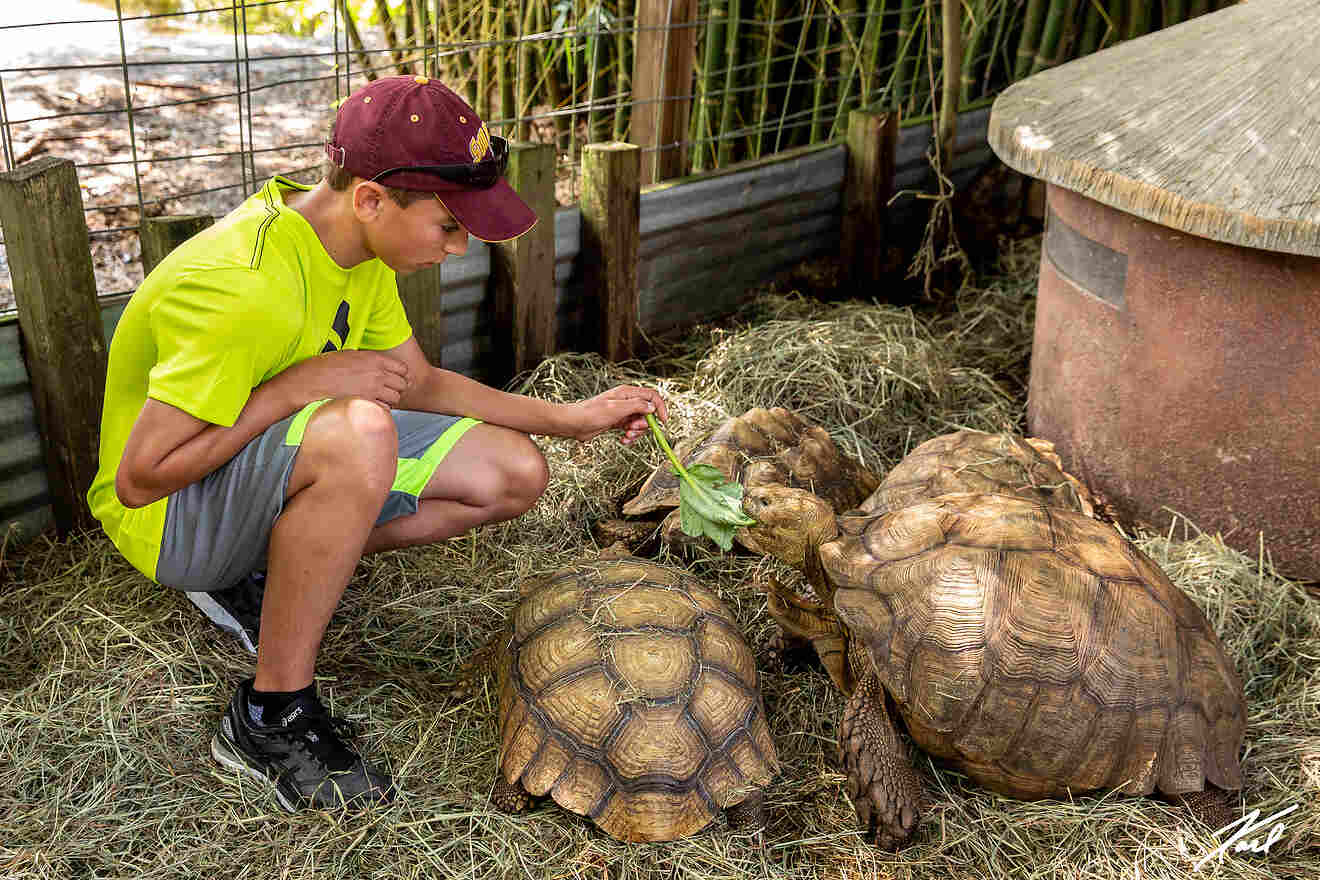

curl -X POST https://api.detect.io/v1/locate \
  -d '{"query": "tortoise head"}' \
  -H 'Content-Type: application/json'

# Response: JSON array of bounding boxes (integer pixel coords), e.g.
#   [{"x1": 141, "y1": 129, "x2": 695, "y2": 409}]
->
[{"x1": 739, "y1": 484, "x2": 839, "y2": 570}]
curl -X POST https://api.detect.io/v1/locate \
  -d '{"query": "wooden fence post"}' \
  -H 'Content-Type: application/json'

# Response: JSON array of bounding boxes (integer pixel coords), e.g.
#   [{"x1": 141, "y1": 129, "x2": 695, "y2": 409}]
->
[
  {"x1": 490, "y1": 142, "x2": 557, "y2": 384},
  {"x1": 580, "y1": 142, "x2": 640, "y2": 362},
  {"x1": 840, "y1": 109, "x2": 899, "y2": 289},
  {"x1": 139, "y1": 214, "x2": 214, "y2": 276},
  {"x1": 632, "y1": 0, "x2": 699, "y2": 185},
  {"x1": 0, "y1": 157, "x2": 107, "y2": 534},
  {"x1": 397, "y1": 266, "x2": 446, "y2": 366}
]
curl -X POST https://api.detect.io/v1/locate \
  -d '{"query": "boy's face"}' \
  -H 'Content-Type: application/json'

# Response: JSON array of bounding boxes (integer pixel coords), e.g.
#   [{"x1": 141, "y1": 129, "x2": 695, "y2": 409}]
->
[{"x1": 356, "y1": 182, "x2": 470, "y2": 275}]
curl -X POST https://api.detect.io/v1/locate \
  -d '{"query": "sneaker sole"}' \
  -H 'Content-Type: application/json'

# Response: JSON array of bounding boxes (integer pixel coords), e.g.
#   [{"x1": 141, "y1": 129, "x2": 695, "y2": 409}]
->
[
  {"x1": 211, "y1": 718, "x2": 299, "y2": 813},
  {"x1": 186, "y1": 592, "x2": 258, "y2": 655}
]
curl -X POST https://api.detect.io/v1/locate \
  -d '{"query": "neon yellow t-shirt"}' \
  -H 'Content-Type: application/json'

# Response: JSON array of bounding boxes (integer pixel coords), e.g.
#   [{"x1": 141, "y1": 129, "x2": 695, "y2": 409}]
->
[{"x1": 87, "y1": 176, "x2": 414, "y2": 581}]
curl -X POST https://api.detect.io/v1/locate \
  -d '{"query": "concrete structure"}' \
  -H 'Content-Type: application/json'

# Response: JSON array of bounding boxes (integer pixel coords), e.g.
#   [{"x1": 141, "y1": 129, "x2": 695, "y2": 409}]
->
[{"x1": 989, "y1": 0, "x2": 1320, "y2": 578}]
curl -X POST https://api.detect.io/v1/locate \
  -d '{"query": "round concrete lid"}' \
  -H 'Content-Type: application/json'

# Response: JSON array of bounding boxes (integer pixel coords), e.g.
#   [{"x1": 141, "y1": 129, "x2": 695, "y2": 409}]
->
[{"x1": 988, "y1": 0, "x2": 1320, "y2": 258}]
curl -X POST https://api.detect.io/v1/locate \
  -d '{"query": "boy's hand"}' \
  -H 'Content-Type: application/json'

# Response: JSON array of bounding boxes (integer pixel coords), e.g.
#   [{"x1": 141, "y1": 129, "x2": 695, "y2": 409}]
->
[
  {"x1": 566, "y1": 385, "x2": 668, "y2": 444},
  {"x1": 273, "y1": 350, "x2": 411, "y2": 410}
]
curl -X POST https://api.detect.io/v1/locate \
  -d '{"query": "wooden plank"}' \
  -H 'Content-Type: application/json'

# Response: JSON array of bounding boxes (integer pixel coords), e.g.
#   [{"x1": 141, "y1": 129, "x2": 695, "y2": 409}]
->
[
  {"x1": 139, "y1": 214, "x2": 215, "y2": 276},
  {"x1": 840, "y1": 109, "x2": 899, "y2": 289},
  {"x1": 0, "y1": 156, "x2": 106, "y2": 534},
  {"x1": 580, "y1": 142, "x2": 641, "y2": 361},
  {"x1": 489, "y1": 142, "x2": 557, "y2": 383},
  {"x1": 631, "y1": 0, "x2": 699, "y2": 185},
  {"x1": 396, "y1": 264, "x2": 446, "y2": 366}
]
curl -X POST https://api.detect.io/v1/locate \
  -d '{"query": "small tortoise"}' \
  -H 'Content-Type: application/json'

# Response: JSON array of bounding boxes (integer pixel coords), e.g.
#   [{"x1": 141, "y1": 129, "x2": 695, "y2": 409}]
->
[
  {"x1": 492, "y1": 554, "x2": 778, "y2": 842},
  {"x1": 855, "y1": 430, "x2": 1094, "y2": 517},
  {"x1": 738, "y1": 489, "x2": 1246, "y2": 848},
  {"x1": 621, "y1": 407, "x2": 878, "y2": 550}
]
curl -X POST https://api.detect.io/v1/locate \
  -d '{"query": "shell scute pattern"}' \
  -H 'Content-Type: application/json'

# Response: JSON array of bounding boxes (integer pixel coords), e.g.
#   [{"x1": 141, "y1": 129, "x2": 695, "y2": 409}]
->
[
  {"x1": 829, "y1": 494, "x2": 1244, "y2": 800},
  {"x1": 497, "y1": 557, "x2": 777, "y2": 841},
  {"x1": 857, "y1": 431, "x2": 1095, "y2": 517}
]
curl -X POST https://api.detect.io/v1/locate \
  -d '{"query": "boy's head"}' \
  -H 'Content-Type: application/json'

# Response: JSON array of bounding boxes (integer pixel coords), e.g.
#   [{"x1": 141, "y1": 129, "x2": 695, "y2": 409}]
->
[{"x1": 324, "y1": 76, "x2": 535, "y2": 243}]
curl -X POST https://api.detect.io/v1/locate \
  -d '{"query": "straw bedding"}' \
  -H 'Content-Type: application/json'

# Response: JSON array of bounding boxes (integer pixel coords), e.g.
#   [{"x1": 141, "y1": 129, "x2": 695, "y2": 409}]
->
[{"x1": 1, "y1": 241, "x2": 1315, "y2": 879}]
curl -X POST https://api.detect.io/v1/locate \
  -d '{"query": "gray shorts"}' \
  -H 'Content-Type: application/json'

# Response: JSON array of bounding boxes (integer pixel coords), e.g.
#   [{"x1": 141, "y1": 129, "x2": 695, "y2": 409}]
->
[{"x1": 155, "y1": 399, "x2": 479, "y2": 591}]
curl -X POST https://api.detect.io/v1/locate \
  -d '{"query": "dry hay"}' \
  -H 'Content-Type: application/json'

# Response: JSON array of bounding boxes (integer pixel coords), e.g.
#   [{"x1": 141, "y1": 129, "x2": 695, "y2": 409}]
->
[{"x1": 2, "y1": 251, "x2": 1317, "y2": 880}]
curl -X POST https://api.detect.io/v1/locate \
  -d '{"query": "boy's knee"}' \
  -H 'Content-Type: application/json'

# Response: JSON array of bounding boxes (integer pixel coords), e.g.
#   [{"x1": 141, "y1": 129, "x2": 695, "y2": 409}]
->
[
  {"x1": 499, "y1": 437, "x2": 549, "y2": 515},
  {"x1": 303, "y1": 398, "x2": 399, "y2": 488}
]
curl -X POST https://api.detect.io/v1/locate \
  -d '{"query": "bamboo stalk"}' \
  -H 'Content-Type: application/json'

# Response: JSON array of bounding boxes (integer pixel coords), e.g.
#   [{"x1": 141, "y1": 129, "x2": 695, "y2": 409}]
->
[
  {"x1": 980, "y1": 0, "x2": 1011, "y2": 94},
  {"x1": 476, "y1": 0, "x2": 492, "y2": 116},
  {"x1": 372, "y1": 0, "x2": 408, "y2": 74},
  {"x1": 752, "y1": 0, "x2": 781, "y2": 158},
  {"x1": 1032, "y1": 0, "x2": 1081, "y2": 74},
  {"x1": 1013, "y1": 0, "x2": 1049, "y2": 81},
  {"x1": 937, "y1": 0, "x2": 960, "y2": 170},
  {"x1": 959, "y1": 0, "x2": 989, "y2": 105},
  {"x1": 516, "y1": 2, "x2": 536, "y2": 139},
  {"x1": 500, "y1": 7, "x2": 515, "y2": 131},
  {"x1": 1125, "y1": 0, "x2": 1150, "y2": 40},
  {"x1": 586, "y1": 4, "x2": 609, "y2": 143},
  {"x1": 1163, "y1": 0, "x2": 1187, "y2": 26},
  {"x1": 774, "y1": 0, "x2": 817, "y2": 152},
  {"x1": 893, "y1": 0, "x2": 922, "y2": 110},
  {"x1": 1105, "y1": 0, "x2": 1127, "y2": 46},
  {"x1": 718, "y1": 0, "x2": 742, "y2": 164},
  {"x1": 810, "y1": 3, "x2": 832, "y2": 142},
  {"x1": 694, "y1": 0, "x2": 729, "y2": 171},
  {"x1": 1078, "y1": 0, "x2": 1105, "y2": 56},
  {"x1": 336, "y1": 0, "x2": 375, "y2": 81},
  {"x1": 859, "y1": 0, "x2": 887, "y2": 108},
  {"x1": 829, "y1": 0, "x2": 861, "y2": 138},
  {"x1": 1187, "y1": 0, "x2": 1209, "y2": 18},
  {"x1": 613, "y1": 0, "x2": 633, "y2": 141}
]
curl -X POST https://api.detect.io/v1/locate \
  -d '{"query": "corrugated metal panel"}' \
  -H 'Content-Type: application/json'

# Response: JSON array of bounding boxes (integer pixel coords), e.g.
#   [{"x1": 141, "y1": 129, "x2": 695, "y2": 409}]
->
[
  {"x1": 0, "y1": 324, "x2": 52, "y2": 538},
  {"x1": 0, "y1": 108, "x2": 996, "y2": 538}
]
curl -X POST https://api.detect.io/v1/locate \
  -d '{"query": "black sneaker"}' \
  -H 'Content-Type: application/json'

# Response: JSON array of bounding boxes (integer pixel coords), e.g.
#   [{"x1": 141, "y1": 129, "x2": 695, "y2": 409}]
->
[
  {"x1": 185, "y1": 571, "x2": 265, "y2": 655},
  {"x1": 211, "y1": 679, "x2": 395, "y2": 812}
]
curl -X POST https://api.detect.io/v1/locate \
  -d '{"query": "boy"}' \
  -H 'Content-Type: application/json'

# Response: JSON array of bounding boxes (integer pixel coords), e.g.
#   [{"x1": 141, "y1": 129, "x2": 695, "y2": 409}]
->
[{"x1": 87, "y1": 75, "x2": 667, "y2": 812}]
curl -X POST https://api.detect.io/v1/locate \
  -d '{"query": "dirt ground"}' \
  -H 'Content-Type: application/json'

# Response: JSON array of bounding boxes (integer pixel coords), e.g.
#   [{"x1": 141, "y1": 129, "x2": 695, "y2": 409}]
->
[{"x1": 0, "y1": 3, "x2": 568, "y2": 314}]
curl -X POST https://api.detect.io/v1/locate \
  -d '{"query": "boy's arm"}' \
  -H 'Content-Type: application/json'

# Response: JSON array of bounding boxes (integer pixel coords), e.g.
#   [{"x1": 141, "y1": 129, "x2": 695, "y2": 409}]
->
[
  {"x1": 116, "y1": 350, "x2": 411, "y2": 508},
  {"x1": 388, "y1": 336, "x2": 666, "y2": 444}
]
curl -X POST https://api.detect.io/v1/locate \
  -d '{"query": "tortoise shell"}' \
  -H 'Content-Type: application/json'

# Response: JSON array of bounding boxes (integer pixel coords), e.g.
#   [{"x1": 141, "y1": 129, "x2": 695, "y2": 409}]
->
[
  {"x1": 496, "y1": 557, "x2": 778, "y2": 841},
  {"x1": 823, "y1": 493, "x2": 1244, "y2": 799},
  {"x1": 624, "y1": 406, "x2": 879, "y2": 520},
  {"x1": 855, "y1": 431, "x2": 1094, "y2": 517}
]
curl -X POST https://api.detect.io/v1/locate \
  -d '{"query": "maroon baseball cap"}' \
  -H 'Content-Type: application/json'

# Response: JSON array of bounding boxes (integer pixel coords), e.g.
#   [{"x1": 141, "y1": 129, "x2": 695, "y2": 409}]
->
[{"x1": 325, "y1": 75, "x2": 536, "y2": 243}]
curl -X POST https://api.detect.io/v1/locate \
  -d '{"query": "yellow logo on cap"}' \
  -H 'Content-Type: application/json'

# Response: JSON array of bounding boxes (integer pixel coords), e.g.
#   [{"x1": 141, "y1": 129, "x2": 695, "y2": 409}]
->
[
  {"x1": 414, "y1": 75, "x2": 428, "y2": 84},
  {"x1": 469, "y1": 122, "x2": 491, "y2": 162}
]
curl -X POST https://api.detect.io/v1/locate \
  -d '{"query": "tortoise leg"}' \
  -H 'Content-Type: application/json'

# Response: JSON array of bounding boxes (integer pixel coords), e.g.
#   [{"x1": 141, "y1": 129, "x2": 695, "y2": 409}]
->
[
  {"x1": 1172, "y1": 788, "x2": 1240, "y2": 833},
  {"x1": 491, "y1": 772, "x2": 535, "y2": 814},
  {"x1": 839, "y1": 669, "x2": 922, "y2": 849},
  {"x1": 724, "y1": 789, "x2": 767, "y2": 833}
]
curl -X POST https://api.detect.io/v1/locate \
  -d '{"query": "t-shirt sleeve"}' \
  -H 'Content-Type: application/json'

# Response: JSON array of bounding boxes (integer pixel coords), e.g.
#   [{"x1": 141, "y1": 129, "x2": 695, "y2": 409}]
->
[
  {"x1": 359, "y1": 271, "x2": 415, "y2": 352},
  {"x1": 146, "y1": 269, "x2": 286, "y2": 427}
]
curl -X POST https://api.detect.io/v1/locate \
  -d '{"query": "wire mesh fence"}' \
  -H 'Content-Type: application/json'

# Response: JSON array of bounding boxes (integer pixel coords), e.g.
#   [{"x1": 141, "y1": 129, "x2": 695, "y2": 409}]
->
[{"x1": 0, "y1": 0, "x2": 1238, "y2": 311}]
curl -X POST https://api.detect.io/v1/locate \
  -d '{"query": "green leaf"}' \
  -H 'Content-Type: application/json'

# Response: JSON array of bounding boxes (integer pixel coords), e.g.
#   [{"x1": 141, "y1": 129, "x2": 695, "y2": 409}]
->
[{"x1": 647, "y1": 415, "x2": 756, "y2": 552}]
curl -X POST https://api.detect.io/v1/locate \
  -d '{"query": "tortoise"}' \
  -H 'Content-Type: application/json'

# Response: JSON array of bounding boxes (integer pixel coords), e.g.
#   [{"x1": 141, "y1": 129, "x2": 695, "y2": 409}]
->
[
  {"x1": 737, "y1": 488, "x2": 1246, "y2": 848},
  {"x1": 490, "y1": 553, "x2": 778, "y2": 842},
  {"x1": 855, "y1": 430, "x2": 1095, "y2": 517},
  {"x1": 621, "y1": 406, "x2": 879, "y2": 550}
]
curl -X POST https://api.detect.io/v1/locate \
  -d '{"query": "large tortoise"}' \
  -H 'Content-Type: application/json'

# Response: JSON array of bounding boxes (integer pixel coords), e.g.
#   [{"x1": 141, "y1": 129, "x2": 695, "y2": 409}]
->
[
  {"x1": 621, "y1": 407, "x2": 878, "y2": 549},
  {"x1": 491, "y1": 553, "x2": 778, "y2": 842},
  {"x1": 855, "y1": 430, "x2": 1095, "y2": 517},
  {"x1": 738, "y1": 489, "x2": 1246, "y2": 848}
]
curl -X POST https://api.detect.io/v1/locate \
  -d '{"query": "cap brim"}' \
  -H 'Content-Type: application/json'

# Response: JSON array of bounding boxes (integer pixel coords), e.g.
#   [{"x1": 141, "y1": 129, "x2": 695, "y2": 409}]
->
[{"x1": 436, "y1": 178, "x2": 537, "y2": 243}]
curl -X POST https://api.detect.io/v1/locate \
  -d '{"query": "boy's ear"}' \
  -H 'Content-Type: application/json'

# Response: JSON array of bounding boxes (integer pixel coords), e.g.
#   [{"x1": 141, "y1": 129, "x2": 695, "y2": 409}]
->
[{"x1": 351, "y1": 180, "x2": 389, "y2": 222}]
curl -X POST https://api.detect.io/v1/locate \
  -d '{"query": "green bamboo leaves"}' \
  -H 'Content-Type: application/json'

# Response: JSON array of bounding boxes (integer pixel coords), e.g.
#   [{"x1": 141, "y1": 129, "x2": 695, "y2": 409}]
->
[{"x1": 645, "y1": 414, "x2": 756, "y2": 551}]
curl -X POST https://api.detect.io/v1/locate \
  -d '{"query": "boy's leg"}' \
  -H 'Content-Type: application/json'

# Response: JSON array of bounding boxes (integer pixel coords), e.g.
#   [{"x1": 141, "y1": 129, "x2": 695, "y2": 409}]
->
[{"x1": 361, "y1": 421, "x2": 549, "y2": 554}]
